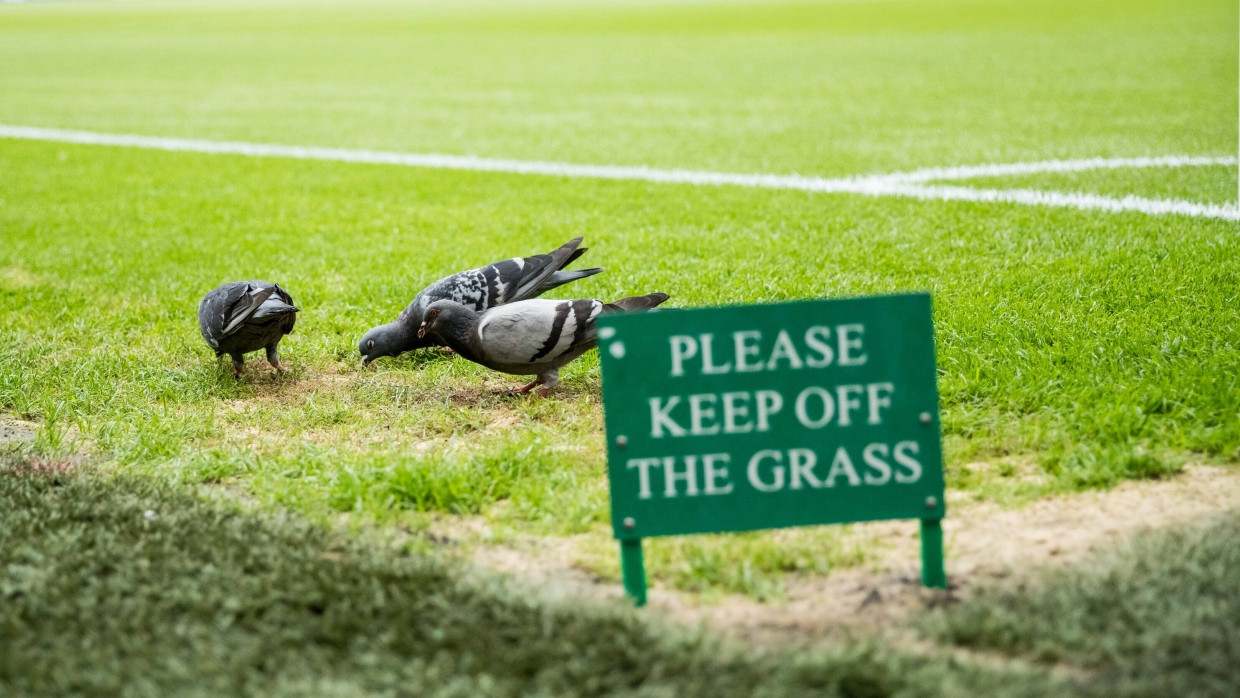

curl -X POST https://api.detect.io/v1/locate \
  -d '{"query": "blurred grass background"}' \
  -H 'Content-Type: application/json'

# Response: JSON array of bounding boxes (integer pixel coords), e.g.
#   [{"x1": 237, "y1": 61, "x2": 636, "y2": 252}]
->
[
  {"x1": 2, "y1": 0, "x2": 1237, "y2": 693},
  {"x1": 0, "y1": 0, "x2": 1236, "y2": 605}
]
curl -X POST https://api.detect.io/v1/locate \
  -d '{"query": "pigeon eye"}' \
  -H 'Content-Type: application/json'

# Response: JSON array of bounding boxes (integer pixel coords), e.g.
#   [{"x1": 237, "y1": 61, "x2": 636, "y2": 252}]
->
[
  {"x1": 367, "y1": 340, "x2": 374, "y2": 350},
  {"x1": 428, "y1": 309, "x2": 439, "y2": 320}
]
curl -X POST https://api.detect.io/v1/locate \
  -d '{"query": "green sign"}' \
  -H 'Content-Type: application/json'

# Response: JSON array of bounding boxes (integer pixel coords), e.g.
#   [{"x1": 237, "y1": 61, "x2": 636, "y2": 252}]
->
[{"x1": 597, "y1": 293, "x2": 946, "y2": 605}]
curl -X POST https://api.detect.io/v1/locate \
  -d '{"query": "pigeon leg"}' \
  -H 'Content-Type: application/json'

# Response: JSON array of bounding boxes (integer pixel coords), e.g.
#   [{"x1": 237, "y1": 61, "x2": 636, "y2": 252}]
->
[
  {"x1": 506, "y1": 375, "x2": 546, "y2": 396},
  {"x1": 510, "y1": 379, "x2": 540, "y2": 395},
  {"x1": 266, "y1": 344, "x2": 285, "y2": 374},
  {"x1": 534, "y1": 370, "x2": 559, "y2": 398},
  {"x1": 230, "y1": 354, "x2": 245, "y2": 379},
  {"x1": 514, "y1": 371, "x2": 558, "y2": 398}
]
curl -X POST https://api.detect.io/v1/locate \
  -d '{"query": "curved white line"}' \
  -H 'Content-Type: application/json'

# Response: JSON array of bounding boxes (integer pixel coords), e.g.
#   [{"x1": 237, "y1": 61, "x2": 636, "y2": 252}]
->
[{"x1": 0, "y1": 124, "x2": 1235, "y2": 220}]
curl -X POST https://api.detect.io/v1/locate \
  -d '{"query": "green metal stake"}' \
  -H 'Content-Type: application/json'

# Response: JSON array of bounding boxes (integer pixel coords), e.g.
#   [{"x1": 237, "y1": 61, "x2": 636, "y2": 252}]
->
[
  {"x1": 620, "y1": 538, "x2": 647, "y2": 607},
  {"x1": 920, "y1": 518, "x2": 947, "y2": 588}
]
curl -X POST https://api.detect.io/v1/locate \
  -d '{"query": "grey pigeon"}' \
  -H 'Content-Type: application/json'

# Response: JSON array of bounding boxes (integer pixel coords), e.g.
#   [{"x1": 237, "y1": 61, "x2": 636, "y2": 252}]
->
[
  {"x1": 359, "y1": 237, "x2": 603, "y2": 365},
  {"x1": 416, "y1": 292, "x2": 669, "y2": 396},
  {"x1": 198, "y1": 281, "x2": 299, "y2": 378}
]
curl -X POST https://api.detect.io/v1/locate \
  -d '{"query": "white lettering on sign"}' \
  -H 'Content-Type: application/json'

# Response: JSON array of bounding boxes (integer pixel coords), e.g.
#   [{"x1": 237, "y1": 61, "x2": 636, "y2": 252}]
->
[
  {"x1": 721, "y1": 391, "x2": 752, "y2": 433},
  {"x1": 700, "y1": 334, "x2": 732, "y2": 375},
  {"x1": 627, "y1": 453, "x2": 736, "y2": 500},
  {"x1": 734, "y1": 330, "x2": 762, "y2": 373},
  {"x1": 867, "y1": 382, "x2": 893, "y2": 424},
  {"x1": 649, "y1": 397, "x2": 686, "y2": 438},
  {"x1": 669, "y1": 336, "x2": 697, "y2": 377},
  {"x1": 688, "y1": 394, "x2": 719, "y2": 436},
  {"x1": 804, "y1": 326, "x2": 834, "y2": 367},
  {"x1": 619, "y1": 318, "x2": 932, "y2": 504},
  {"x1": 794, "y1": 386, "x2": 834, "y2": 428},
  {"x1": 756, "y1": 390, "x2": 783, "y2": 431},
  {"x1": 825, "y1": 447, "x2": 861, "y2": 487},
  {"x1": 627, "y1": 457, "x2": 661, "y2": 500},
  {"x1": 636, "y1": 441, "x2": 924, "y2": 500},
  {"x1": 747, "y1": 450, "x2": 785, "y2": 492},
  {"x1": 664, "y1": 455, "x2": 699, "y2": 497},
  {"x1": 894, "y1": 441, "x2": 922, "y2": 483},
  {"x1": 702, "y1": 453, "x2": 734, "y2": 495},
  {"x1": 667, "y1": 324, "x2": 867, "y2": 377},
  {"x1": 862, "y1": 443, "x2": 891, "y2": 485},
  {"x1": 767, "y1": 330, "x2": 804, "y2": 370},
  {"x1": 788, "y1": 448, "x2": 819, "y2": 489},
  {"x1": 650, "y1": 383, "x2": 893, "y2": 439},
  {"x1": 836, "y1": 384, "x2": 863, "y2": 427},
  {"x1": 837, "y1": 324, "x2": 867, "y2": 366}
]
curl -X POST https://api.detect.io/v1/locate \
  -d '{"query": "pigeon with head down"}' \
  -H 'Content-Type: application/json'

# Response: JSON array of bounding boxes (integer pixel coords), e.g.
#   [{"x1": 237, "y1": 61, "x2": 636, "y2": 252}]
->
[
  {"x1": 359, "y1": 237, "x2": 602, "y2": 365},
  {"x1": 199, "y1": 281, "x2": 299, "y2": 378},
  {"x1": 417, "y1": 292, "x2": 669, "y2": 397}
]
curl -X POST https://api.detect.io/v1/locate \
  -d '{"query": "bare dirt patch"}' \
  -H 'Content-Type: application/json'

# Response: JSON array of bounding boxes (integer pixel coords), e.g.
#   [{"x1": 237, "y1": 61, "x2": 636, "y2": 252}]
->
[
  {"x1": 0, "y1": 415, "x2": 37, "y2": 446},
  {"x1": 468, "y1": 464, "x2": 1240, "y2": 646}
]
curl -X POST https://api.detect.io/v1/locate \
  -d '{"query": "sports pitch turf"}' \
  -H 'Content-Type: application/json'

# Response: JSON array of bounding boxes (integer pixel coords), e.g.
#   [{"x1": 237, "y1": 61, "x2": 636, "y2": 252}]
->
[
  {"x1": 0, "y1": 0, "x2": 1237, "y2": 669},
  {"x1": 2, "y1": 0, "x2": 1238, "y2": 585}
]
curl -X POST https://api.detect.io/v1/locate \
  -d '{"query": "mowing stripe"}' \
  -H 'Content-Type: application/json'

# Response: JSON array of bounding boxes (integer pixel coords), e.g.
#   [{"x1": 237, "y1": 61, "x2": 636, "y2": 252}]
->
[{"x1": 1, "y1": 124, "x2": 1236, "y2": 220}]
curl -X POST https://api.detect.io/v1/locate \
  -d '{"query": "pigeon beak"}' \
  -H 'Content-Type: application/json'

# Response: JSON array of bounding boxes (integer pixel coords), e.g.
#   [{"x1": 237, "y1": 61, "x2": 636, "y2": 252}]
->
[
  {"x1": 417, "y1": 322, "x2": 428, "y2": 340},
  {"x1": 361, "y1": 355, "x2": 371, "y2": 367}
]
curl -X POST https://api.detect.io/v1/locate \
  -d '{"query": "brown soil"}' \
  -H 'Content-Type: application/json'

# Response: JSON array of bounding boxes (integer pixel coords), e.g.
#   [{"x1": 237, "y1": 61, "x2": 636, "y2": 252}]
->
[
  {"x1": 0, "y1": 415, "x2": 37, "y2": 446},
  {"x1": 470, "y1": 464, "x2": 1240, "y2": 647}
]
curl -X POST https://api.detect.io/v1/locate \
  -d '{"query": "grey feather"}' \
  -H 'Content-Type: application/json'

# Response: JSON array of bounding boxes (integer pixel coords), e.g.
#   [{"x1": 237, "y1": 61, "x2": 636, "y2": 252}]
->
[
  {"x1": 417, "y1": 292, "x2": 668, "y2": 395},
  {"x1": 359, "y1": 237, "x2": 604, "y2": 364},
  {"x1": 198, "y1": 281, "x2": 299, "y2": 377}
]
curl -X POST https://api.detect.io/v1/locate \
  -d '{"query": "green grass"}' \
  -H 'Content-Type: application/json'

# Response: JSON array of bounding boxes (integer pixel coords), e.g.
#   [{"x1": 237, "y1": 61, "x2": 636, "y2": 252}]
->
[
  {"x1": 0, "y1": 0, "x2": 1237, "y2": 598},
  {"x1": 641, "y1": 527, "x2": 871, "y2": 601},
  {"x1": 2, "y1": 0, "x2": 1236, "y2": 691},
  {"x1": 922, "y1": 511, "x2": 1240, "y2": 697},
  {"x1": 0, "y1": 462, "x2": 1065, "y2": 698},
  {"x1": 5, "y1": 460, "x2": 1238, "y2": 696},
  {"x1": 0, "y1": 0, "x2": 1233, "y2": 174}
]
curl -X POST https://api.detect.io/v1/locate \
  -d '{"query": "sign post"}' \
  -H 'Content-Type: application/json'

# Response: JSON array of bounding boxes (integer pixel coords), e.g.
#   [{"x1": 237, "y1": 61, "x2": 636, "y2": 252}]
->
[{"x1": 597, "y1": 293, "x2": 946, "y2": 606}]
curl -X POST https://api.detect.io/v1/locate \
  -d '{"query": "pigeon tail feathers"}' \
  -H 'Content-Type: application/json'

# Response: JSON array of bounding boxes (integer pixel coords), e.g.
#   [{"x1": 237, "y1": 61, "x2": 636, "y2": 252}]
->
[
  {"x1": 252, "y1": 294, "x2": 299, "y2": 319},
  {"x1": 603, "y1": 293, "x2": 670, "y2": 314},
  {"x1": 505, "y1": 236, "x2": 585, "y2": 302},
  {"x1": 221, "y1": 285, "x2": 278, "y2": 335},
  {"x1": 540, "y1": 267, "x2": 605, "y2": 293},
  {"x1": 562, "y1": 246, "x2": 588, "y2": 268}
]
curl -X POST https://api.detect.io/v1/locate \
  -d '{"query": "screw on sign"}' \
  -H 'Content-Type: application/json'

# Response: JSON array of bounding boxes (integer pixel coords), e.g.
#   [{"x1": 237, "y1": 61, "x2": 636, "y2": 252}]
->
[{"x1": 597, "y1": 293, "x2": 947, "y2": 606}]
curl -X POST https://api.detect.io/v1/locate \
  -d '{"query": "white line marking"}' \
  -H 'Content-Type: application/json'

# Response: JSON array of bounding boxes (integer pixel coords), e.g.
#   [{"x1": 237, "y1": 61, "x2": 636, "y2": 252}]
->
[
  {"x1": 873, "y1": 183, "x2": 1239, "y2": 220},
  {"x1": 872, "y1": 155, "x2": 1237, "y2": 184},
  {"x1": 1, "y1": 124, "x2": 1236, "y2": 220}
]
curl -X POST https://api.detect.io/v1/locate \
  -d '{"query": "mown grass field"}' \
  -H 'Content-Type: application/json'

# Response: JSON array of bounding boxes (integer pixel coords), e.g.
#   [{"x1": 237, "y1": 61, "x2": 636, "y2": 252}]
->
[
  {"x1": 1, "y1": 0, "x2": 1237, "y2": 694},
  {"x1": 2, "y1": 462, "x2": 1236, "y2": 696}
]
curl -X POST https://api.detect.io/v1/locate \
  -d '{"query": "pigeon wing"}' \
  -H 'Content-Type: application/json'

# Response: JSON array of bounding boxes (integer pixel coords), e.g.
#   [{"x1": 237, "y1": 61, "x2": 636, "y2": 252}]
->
[
  {"x1": 220, "y1": 283, "x2": 279, "y2": 336},
  {"x1": 398, "y1": 237, "x2": 601, "y2": 326},
  {"x1": 498, "y1": 236, "x2": 593, "y2": 304},
  {"x1": 249, "y1": 283, "x2": 299, "y2": 336},
  {"x1": 475, "y1": 298, "x2": 604, "y2": 366},
  {"x1": 274, "y1": 284, "x2": 299, "y2": 334},
  {"x1": 198, "y1": 281, "x2": 262, "y2": 348},
  {"x1": 270, "y1": 283, "x2": 296, "y2": 308},
  {"x1": 198, "y1": 285, "x2": 239, "y2": 349}
]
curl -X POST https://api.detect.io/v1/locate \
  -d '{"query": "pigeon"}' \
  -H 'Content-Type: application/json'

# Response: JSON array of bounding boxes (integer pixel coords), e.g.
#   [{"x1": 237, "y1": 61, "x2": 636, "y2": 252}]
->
[
  {"x1": 198, "y1": 281, "x2": 299, "y2": 378},
  {"x1": 416, "y1": 292, "x2": 669, "y2": 396},
  {"x1": 359, "y1": 237, "x2": 603, "y2": 365}
]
